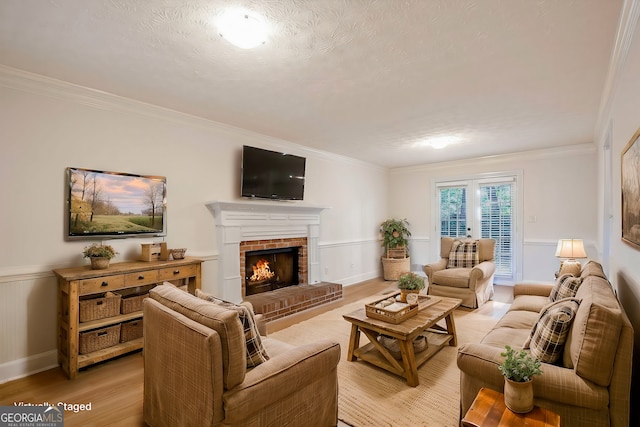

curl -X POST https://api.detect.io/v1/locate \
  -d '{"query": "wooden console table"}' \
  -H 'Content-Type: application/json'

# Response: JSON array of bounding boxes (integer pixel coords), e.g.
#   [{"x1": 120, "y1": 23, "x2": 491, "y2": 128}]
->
[
  {"x1": 54, "y1": 257, "x2": 202, "y2": 379},
  {"x1": 462, "y1": 387, "x2": 560, "y2": 427}
]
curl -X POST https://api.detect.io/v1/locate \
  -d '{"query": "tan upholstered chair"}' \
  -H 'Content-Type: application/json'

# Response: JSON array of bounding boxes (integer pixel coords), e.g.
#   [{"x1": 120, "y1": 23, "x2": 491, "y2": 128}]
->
[
  {"x1": 423, "y1": 237, "x2": 496, "y2": 308},
  {"x1": 143, "y1": 284, "x2": 340, "y2": 427}
]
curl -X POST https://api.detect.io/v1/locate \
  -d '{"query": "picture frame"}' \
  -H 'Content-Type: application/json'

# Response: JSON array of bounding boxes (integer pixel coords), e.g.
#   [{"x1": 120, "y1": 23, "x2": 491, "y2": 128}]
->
[{"x1": 621, "y1": 128, "x2": 640, "y2": 249}]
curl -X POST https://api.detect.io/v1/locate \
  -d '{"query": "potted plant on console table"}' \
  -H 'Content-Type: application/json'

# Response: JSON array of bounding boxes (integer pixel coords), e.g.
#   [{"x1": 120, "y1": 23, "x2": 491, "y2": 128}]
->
[
  {"x1": 83, "y1": 243, "x2": 118, "y2": 270},
  {"x1": 380, "y1": 218, "x2": 411, "y2": 281},
  {"x1": 498, "y1": 345, "x2": 542, "y2": 413}
]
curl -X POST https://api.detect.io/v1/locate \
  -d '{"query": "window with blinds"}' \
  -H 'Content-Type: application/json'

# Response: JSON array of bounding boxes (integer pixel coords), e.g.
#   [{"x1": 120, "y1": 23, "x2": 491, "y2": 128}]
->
[
  {"x1": 439, "y1": 186, "x2": 467, "y2": 238},
  {"x1": 480, "y1": 183, "x2": 514, "y2": 277},
  {"x1": 436, "y1": 177, "x2": 516, "y2": 282}
]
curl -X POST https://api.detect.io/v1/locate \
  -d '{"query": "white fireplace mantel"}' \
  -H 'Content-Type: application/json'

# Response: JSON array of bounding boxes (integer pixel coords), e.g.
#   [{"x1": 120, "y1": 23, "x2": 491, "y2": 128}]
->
[{"x1": 206, "y1": 200, "x2": 329, "y2": 302}]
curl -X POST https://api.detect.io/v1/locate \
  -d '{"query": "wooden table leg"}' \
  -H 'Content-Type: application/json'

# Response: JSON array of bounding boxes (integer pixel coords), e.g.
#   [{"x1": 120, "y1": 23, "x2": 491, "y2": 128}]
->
[
  {"x1": 398, "y1": 338, "x2": 419, "y2": 386},
  {"x1": 445, "y1": 312, "x2": 458, "y2": 346},
  {"x1": 347, "y1": 323, "x2": 360, "y2": 361}
]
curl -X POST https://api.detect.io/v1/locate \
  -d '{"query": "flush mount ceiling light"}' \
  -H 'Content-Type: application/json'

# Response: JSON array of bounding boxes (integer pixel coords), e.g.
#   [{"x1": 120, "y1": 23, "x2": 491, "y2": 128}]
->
[
  {"x1": 217, "y1": 9, "x2": 268, "y2": 49},
  {"x1": 416, "y1": 135, "x2": 464, "y2": 149}
]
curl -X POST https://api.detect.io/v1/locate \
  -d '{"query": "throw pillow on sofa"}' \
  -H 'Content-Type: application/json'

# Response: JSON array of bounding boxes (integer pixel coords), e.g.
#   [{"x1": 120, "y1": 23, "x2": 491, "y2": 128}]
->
[
  {"x1": 447, "y1": 240, "x2": 479, "y2": 268},
  {"x1": 549, "y1": 273, "x2": 582, "y2": 301},
  {"x1": 524, "y1": 297, "x2": 580, "y2": 364},
  {"x1": 195, "y1": 289, "x2": 270, "y2": 368}
]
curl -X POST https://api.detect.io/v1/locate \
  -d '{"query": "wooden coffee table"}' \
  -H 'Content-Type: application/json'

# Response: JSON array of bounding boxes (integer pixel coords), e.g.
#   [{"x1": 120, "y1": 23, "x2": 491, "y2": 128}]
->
[{"x1": 342, "y1": 295, "x2": 462, "y2": 386}]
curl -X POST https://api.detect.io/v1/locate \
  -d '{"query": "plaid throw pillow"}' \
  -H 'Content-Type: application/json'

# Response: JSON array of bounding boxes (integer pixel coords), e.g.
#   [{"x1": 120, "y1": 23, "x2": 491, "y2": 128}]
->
[
  {"x1": 195, "y1": 289, "x2": 269, "y2": 368},
  {"x1": 549, "y1": 274, "x2": 582, "y2": 302},
  {"x1": 524, "y1": 297, "x2": 580, "y2": 364},
  {"x1": 447, "y1": 240, "x2": 479, "y2": 268}
]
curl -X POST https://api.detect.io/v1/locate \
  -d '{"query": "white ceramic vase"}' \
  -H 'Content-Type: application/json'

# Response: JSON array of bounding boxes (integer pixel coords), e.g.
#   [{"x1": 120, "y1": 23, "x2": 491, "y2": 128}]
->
[{"x1": 504, "y1": 377, "x2": 534, "y2": 413}]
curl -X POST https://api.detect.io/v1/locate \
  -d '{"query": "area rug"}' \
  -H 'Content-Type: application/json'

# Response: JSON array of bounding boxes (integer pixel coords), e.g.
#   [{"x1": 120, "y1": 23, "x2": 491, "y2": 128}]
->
[{"x1": 269, "y1": 298, "x2": 498, "y2": 427}]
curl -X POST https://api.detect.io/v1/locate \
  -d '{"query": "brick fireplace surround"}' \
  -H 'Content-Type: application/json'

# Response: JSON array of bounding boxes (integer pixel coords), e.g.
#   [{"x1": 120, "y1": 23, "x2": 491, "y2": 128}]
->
[
  {"x1": 240, "y1": 237, "x2": 308, "y2": 295},
  {"x1": 207, "y1": 200, "x2": 343, "y2": 321}
]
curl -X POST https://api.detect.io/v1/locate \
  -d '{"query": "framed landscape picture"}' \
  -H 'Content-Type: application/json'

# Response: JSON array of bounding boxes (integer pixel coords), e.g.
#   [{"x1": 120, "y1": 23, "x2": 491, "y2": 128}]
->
[{"x1": 621, "y1": 128, "x2": 640, "y2": 249}]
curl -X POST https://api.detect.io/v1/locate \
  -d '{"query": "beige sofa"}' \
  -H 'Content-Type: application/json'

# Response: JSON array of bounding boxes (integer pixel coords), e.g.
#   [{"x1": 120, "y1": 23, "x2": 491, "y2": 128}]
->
[
  {"x1": 143, "y1": 284, "x2": 341, "y2": 427},
  {"x1": 457, "y1": 261, "x2": 633, "y2": 427},
  {"x1": 424, "y1": 237, "x2": 496, "y2": 308}
]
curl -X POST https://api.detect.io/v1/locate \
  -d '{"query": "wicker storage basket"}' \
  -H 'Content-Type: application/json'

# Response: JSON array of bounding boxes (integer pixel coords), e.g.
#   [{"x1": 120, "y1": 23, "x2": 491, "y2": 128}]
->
[
  {"x1": 79, "y1": 324, "x2": 121, "y2": 354},
  {"x1": 117, "y1": 285, "x2": 154, "y2": 314},
  {"x1": 79, "y1": 292, "x2": 121, "y2": 322},
  {"x1": 378, "y1": 335, "x2": 428, "y2": 360},
  {"x1": 120, "y1": 319, "x2": 143, "y2": 342},
  {"x1": 386, "y1": 247, "x2": 407, "y2": 259},
  {"x1": 365, "y1": 293, "x2": 417, "y2": 324},
  {"x1": 381, "y1": 256, "x2": 411, "y2": 281}
]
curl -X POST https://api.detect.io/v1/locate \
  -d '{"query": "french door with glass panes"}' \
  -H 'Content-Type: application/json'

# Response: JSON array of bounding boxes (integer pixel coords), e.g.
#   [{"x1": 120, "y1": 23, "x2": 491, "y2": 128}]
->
[{"x1": 435, "y1": 175, "x2": 520, "y2": 283}]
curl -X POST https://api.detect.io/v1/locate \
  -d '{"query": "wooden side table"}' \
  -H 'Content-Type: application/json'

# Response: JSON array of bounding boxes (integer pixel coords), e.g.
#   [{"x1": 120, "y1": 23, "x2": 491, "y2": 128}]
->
[{"x1": 462, "y1": 387, "x2": 560, "y2": 427}]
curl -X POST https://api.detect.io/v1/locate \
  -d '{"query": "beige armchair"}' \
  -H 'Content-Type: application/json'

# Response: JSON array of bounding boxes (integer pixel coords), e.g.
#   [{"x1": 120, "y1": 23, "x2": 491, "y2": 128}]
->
[
  {"x1": 143, "y1": 284, "x2": 340, "y2": 427},
  {"x1": 423, "y1": 237, "x2": 496, "y2": 308}
]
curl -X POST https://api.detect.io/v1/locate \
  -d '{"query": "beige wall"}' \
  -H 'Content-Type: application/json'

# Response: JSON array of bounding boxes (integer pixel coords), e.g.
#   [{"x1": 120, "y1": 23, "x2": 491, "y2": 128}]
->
[
  {"x1": 0, "y1": 70, "x2": 388, "y2": 382},
  {"x1": 596, "y1": 9, "x2": 640, "y2": 425},
  {"x1": 388, "y1": 146, "x2": 598, "y2": 282}
]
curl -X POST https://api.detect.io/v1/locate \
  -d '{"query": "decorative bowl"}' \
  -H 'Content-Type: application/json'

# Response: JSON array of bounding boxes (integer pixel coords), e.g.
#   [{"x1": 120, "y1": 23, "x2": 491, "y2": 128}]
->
[{"x1": 170, "y1": 248, "x2": 187, "y2": 260}]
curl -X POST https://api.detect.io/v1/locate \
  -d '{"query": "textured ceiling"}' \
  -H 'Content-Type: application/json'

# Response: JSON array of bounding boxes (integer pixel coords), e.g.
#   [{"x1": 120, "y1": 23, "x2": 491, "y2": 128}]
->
[{"x1": 0, "y1": 0, "x2": 623, "y2": 167}]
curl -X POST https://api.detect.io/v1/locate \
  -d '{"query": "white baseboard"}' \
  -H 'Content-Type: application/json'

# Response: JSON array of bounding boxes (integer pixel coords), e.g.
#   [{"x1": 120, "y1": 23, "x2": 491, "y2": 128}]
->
[
  {"x1": 338, "y1": 271, "x2": 381, "y2": 286},
  {"x1": 0, "y1": 350, "x2": 58, "y2": 385}
]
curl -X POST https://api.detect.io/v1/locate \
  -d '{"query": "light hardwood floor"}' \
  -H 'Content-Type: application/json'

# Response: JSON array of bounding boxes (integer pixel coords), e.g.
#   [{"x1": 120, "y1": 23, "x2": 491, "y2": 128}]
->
[{"x1": 0, "y1": 279, "x2": 512, "y2": 427}]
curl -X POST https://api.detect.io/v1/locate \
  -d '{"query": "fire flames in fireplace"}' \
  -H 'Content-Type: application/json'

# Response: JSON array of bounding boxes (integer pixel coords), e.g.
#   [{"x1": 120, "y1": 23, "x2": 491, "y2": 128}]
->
[{"x1": 250, "y1": 259, "x2": 276, "y2": 282}]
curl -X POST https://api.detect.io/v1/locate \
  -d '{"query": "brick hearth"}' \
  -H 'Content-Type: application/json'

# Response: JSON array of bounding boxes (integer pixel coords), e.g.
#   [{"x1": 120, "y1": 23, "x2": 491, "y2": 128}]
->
[{"x1": 245, "y1": 282, "x2": 343, "y2": 321}]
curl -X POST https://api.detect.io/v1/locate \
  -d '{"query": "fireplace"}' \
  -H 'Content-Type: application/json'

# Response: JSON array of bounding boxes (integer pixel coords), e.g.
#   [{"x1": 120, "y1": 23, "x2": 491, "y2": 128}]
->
[
  {"x1": 208, "y1": 201, "x2": 342, "y2": 321},
  {"x1": 239, "y1": 237, "x2": 308, "y2": 298},
  {"x1": 244, "y1": 246, "x2": 300, "y2": 296},
  {"x1": 207, "y1": 200, "x2": 328, "y2": 303}
]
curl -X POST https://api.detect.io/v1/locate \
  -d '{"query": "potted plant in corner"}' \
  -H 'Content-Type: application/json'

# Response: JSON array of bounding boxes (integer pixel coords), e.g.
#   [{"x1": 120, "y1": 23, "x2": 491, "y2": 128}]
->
[
  {"x1": 380, "y1": 218, "x2": 411, "y2": 280},
  {"x1": 498, "y1": 345, "x2": 542, "y2": 413},
  {"x1": 83, "y1": 243, "x2": 118, "y2": 270},
  {"x1": 397, "y1": 272, "x2": 425, "y2": 302}
]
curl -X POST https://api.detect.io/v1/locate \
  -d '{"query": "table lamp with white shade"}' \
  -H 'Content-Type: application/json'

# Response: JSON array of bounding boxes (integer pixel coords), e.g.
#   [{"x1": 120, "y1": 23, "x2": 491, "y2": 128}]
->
[{"x1": 555, "y1": 239, "x2": 587, "y2": 276}]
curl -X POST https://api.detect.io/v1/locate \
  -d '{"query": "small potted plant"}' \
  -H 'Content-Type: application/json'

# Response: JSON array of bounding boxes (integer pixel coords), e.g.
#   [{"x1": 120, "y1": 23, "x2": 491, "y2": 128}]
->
[
  {"x1": 397, "y1": 272, "x2": 425, "y2": 302},
  {"x1": 498, "y1": 345, "x2": 542, "y2": 413},
  {"x1": 380, "y1": 218, "x2": 411, "y2": 280},
  {"x1": 83, "y1": 243, "x2": 118, "y2": 270}
]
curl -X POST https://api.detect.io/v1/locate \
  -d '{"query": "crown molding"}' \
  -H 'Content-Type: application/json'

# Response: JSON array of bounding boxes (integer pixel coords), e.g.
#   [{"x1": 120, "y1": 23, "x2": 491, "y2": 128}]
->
[
  {"x1": 594, "y1": 0, "x2": 640, "y2": 143},
  {"x1": 389, "y1": 143, "x2": 595, "y2": 175},
  {"x1": 0, "y1": 65, "x2": 384, "y2": 171}
]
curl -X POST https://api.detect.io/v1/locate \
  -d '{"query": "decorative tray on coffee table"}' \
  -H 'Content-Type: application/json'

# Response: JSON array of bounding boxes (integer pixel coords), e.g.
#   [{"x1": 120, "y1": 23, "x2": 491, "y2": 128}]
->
[{"x1": 365, "y1": 292, "x2": 440, "y2": 324}]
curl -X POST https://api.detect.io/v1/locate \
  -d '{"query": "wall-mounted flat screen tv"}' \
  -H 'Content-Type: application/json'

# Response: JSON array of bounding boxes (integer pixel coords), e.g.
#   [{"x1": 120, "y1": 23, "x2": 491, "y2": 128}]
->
[
  {"x1": 66, "y1": 167, "x2": 167, "y2": 240},
  {"x1": 241, "y1": 146, "x2": 306, "y2": 200}
]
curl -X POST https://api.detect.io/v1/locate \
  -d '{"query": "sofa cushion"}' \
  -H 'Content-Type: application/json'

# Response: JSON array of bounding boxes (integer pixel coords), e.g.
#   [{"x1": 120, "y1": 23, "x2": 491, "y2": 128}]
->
[
  {"x1": 580, "y1": 260, "x2": 608, "y2": 280},
  {"x1": 493, "y1": 310, "x2": 540, "y2": 330},
  {"x1": 524, "y1": 298, "x2": 580, "y2": 364},
  {"x1": 196, "y1": 289, "x2": 269, "y2": 368},
  {"x1": 447, "y1": 240, "x2": 479, "y2": 268},
  {"x1": 149, "y1": 284, "x2": 247, "y2": 389},
  {"x1": 563, "y1": 281, "x2": 622, "y2": 386},
  {"x1": 549, "y1": 274, "x2": 582, "y2": 302},
  {"x1": 432, "y1": 268, "x2": 473, "y2": 288},
  {"x1": 509, "y1": 294, "x2": 550, "y2": 313}
]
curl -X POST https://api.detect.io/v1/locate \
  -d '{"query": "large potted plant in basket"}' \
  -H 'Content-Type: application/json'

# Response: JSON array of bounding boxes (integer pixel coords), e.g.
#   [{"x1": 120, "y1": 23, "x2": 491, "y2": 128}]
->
[
  {"x1": 380, "y1": 218, "x2": 411, "y2": 280},
  {"x1": 498, "y1": 345, "x2": 542, "y2": 413},
  {"x1": 83, "y1": 243, "x2": 118, "y2": 270}
]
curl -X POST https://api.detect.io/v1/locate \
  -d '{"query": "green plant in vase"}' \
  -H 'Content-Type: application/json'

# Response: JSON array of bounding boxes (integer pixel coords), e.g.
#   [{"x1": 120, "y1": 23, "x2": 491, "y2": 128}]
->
[
  {"x1": 397, "y1": 272, "x2": 425, "y2": 291},
  {"x1": 397, "y1": 272, "x2": 425, "y2": 302},
  {"x1": 498, "y1": 345, "x2": 542, "y2": 413},
  {"x1": 83, "y1": 243, "x2": 118, "y2": 269}
]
